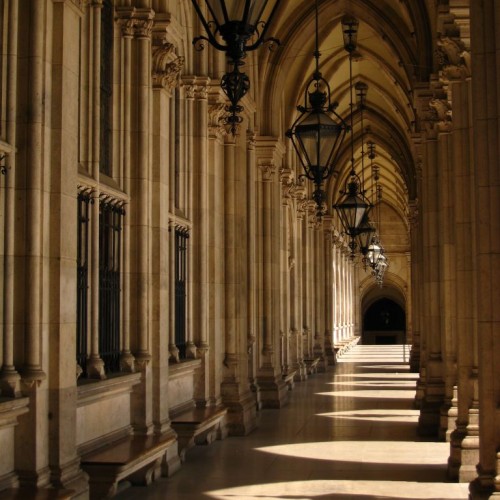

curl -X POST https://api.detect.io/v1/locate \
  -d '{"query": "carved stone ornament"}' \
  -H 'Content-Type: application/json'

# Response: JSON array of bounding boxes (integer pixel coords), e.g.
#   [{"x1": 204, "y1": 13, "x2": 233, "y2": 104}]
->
[
  {"x1": 408, "y1": 200, "x2": 419, "y2": 228},
  {"x1": 436, "y1": 35, "x2": 471, "y2": 80},
  {"x1": 208, "y1": 103, "x2": 227, "y2": 140},
  {"x1": 152, "y1": 41, "x2": 184, "y2": 91},
  {"x1": 429, "y1": 97, "x2": 452, "y2": 133},
  {"x1": 258, "y1": 161, "x2": 276, "y2": 182}
]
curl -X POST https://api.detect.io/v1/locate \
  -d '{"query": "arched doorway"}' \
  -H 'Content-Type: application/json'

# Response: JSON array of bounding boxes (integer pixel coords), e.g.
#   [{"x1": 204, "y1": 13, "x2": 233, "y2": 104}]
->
[{"x1": 363, "y1": 297, "x2": 406, "y2": 344}]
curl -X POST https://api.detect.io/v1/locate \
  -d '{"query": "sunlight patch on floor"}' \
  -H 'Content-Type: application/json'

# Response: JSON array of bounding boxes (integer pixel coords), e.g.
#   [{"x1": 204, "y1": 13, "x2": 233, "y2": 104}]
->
[
  {"x1": 316, "y1": 389, "x2": 416, "y2": 399},
  {"x1": 206, "y1": 479, "x2": 469, "y2": 499},
  {"x1": 316, "y1": 408, "x2": 419, "y2": 423},
  {"x1": 254, "y1": 441, "x2": 450, "y2": 465}
]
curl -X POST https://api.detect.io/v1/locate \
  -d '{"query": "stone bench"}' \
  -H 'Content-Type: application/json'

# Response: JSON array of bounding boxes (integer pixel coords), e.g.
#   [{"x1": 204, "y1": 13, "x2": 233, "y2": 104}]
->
[
  {"x1": 171, "y1": 406, "x2": 227, "y2": 462},
  {"x1": 80, "y1": 433, "x2": 176, "y2": 499},
  {"x1": 304, "y1": 358, "x2": 321, "y2": 375},
  {"x1": 1, "y1": 488, "x2": 74, "y2": 500},
  {"x1": 282, "y1": 370, "x2": 297, "y2": 390}
]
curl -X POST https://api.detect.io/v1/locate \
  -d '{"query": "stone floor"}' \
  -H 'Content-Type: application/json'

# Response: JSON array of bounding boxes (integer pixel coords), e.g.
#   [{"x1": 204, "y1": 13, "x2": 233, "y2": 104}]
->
[{"x1": 116, "y1": 344, "x2": 469, "y2": 499}]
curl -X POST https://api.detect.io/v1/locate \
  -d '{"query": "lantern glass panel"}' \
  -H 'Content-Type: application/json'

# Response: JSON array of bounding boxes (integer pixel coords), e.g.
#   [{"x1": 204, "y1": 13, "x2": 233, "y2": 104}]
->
[{"x1": 294, "y1": 111, "x2": 344, "y2": 180}]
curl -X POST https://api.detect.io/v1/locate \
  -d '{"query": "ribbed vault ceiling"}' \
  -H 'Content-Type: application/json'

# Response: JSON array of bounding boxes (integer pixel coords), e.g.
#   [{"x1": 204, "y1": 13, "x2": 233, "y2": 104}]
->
[{"x1": 258, "y1": 0, "x2": 434, "y2": 235}]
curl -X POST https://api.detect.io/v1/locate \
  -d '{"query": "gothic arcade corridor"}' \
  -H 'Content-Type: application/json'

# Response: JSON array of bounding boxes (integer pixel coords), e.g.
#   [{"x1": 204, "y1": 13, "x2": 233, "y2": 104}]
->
[{"x1": 116, "y1": 346, "x2": 469, "y2": 500}]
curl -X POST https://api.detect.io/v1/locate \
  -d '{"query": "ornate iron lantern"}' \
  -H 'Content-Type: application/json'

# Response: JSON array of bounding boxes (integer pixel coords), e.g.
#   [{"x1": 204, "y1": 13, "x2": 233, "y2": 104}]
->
[
  {"x1": 191, "y1": 0, "x2": 281, "y2": 133},
  {"x1": 286, "y1": 0, "x2": 348, "y2": 216}
]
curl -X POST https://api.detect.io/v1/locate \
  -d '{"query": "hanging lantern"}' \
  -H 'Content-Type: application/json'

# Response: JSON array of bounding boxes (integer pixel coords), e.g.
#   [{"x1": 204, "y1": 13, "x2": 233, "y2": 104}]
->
[{"x1": 191, "y1": 1, "x2": 281, "y2": 132}]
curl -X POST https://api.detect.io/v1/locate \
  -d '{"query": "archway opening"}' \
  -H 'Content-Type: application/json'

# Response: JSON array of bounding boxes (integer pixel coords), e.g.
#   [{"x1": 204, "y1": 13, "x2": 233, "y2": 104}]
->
[{"x1": 363, "y1": 297, "x2": 406, "y2": 345}]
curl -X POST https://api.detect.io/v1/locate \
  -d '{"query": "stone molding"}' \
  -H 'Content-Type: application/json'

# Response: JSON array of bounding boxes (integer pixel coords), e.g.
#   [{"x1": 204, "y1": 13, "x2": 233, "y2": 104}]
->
[
  {"x1": 436, "y1": 35, "x2": 471, "y2": 81},
  {"x1": 152, "y1": 40, "x2": 184, "y2": 91},
  {"x1": 115, "y1": 7, "x2": 155, "y2": 39}
]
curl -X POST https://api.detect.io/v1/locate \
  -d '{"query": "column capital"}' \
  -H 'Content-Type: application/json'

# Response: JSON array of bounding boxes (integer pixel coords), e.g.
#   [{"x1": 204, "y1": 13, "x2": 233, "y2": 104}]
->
[
  {"x1": 258, "y1": 161, "x2": 277, "y2": 182},
  {"x1": 181, "y1": 76, "x2": 209, "y2": 100},
  {"x1": 115, "y1": 7, "x2": 155, "y2": 39}
]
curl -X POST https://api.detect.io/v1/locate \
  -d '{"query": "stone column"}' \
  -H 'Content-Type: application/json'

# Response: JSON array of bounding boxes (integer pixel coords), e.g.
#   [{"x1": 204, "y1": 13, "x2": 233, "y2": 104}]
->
[
  {"x1": 323, "y1": 219, "x2": 335, "y2": 365},
  {"x1": 15, "y1": 0, "x2": 50, "y2": 488},
  {"x1": 45, "y1": 0, "x2": 88, "y2": 494},
  {"x1": 313, "y1": 219, "x2": 326, "y2": 370},
  {"x1": 86, "y1": 0, "x2": 105, "y2": 379},
  {"x1": 294, "y1": 194, "x2": 308, "y2": 380},
  {"x1": 220, "y1": 132, "x2": 257, "y2": 434},
  {"x1": 302, "y1": 210, "x2": 313, "y2": 358},
  {"x1": 429, "y1": 95, "x2": 457, "y2": 441},
  {"x1": 135, "y1": 14, "x2": 155, "y2": 435},
  {"x1": 416, "y1": 92, "x2": 446, "y2": 437},
  {"x1": 117, "y1": 13, "x2": 135, "y2": 374},
  {"x1": 149, "y1": 24, "x2": 183, "y2": 475},
  {"x1": 184, "y1": 75, "x2": 211, "y2": 404},
  {"x1": 280, "y1": 168, "x2": 294, "y2": 377},
  {"x1": 255, "y1": 138, "x2": 288, "y2": 408},
  {"x1": 207, "y1": 93, "x2": 226, "y2": 406},
  {"x1": 469, "y1": 0, "x2": 500, "y2": 496},
  {"x1": 0, "y1": 0, "x2": 21, "y2": 396},
  {"x1": 408, "y1": 199, "x2": 422, "y2": 373}
]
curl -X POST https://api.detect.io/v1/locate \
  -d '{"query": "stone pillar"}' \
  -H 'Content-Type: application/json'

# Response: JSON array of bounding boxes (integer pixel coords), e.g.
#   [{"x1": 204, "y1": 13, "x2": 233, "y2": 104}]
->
[
  {"x1": 255, "y1": 138, "x2": 288, "y2": 408},
  {"x1": 323, "y1": 219, "x2": 335, "y2": 366},
  {"x1": 220, "y1": 131, "x2": 257, "y2": 434},
  {"x1": 86, "y1": 0, "x2": 105, "y2": 379},
  {"x1": 185, "y1": 76, "x2": 211, "y2": 403},
  {"x1": 0, "y1": 0, "x2": 21, "y2": 396},
  {"x1": 469, "y1": 1, "x2": 500, "y2": 496},
  {"x1": 294, "y1": 195, "x2": 308, "y2": 380},
  {"x1": 149, "y1": 23, "x2": 183, "y2": 475},
  {"x1": 408, "y1": 199, "x2": 422, "y2": 373},
  {"x1": 313, "y1": 219, "x2": 326, "y2": 371},
  {"x1": 131, "y1": 13, "x2": 155, "y2": 435},
  {"x1": 16, "y1": 0, "x2": 50, "y2": 488},
  {"x1": 416, "y1": 92, "x2": 446, "y2": 437},
  {"x1": 430, "y1": 95, "x2": 457, "y2": 441},
  {"x1": 45, "y1": 0, "x2": 88, "y2": 494},
  {"x1": 117, "y1": 12, "x2": 135, "y2": 374},
  {"x1": 207, "y1": 93, "x2": 227, "y2": 406}
]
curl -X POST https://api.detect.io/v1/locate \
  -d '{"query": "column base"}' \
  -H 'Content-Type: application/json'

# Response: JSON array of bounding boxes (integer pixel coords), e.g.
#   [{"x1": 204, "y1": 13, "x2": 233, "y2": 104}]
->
[
  {"x1": 459, "y1": 434, "x2": 480, "y2": 483},
  {"x1": 161, "y1": 430, "x2": 181, "y2": 477},
  {"x1": 409, "y1": 347, "x2": 420, "y2": 373},
  {"x1": 50, "y1": 458, "x2": 89, "y2": 499},
  {"x1": 417, "y1": 398, "x2": 443, "y2": 438},
  {"x1": 440, "y1": 399, "x2": 455, "y2": 441},
  {"x1": 221, "y1": 381, "x2": 257, "y2": 436},
  {"x1": 256, "y1": 373, "x2": 289, "y2": 409},
  {"x1": 469, "y1": 467, "x2": 500, "y2": 499}
]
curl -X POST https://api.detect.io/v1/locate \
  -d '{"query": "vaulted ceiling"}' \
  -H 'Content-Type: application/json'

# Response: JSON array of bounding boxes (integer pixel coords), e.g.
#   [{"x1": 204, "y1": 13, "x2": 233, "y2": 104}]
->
[{"x1": 257, "y1": 0, "x2": 435, "y2": 235}]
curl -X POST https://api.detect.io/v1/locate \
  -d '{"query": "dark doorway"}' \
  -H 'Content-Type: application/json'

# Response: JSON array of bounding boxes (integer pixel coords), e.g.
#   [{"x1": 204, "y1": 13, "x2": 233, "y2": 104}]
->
[{"x1": 363, "y1": 298, "x2": 406, "y2": 344}]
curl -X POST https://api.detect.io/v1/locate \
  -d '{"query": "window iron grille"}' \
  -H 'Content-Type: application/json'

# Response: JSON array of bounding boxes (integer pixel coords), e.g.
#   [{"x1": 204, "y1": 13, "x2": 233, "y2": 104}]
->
[{"x1": 99, "y1": 199, "x2": 125, "y2": 373}]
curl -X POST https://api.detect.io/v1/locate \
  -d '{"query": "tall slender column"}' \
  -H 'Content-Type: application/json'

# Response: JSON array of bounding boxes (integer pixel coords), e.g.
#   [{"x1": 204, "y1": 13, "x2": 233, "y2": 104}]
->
[
  {"x1": 186, "y1": 76, "x2": 210, "y2": 404},
  {"x1": 408, "y1": 199, "x2": 422, "y2": 373},
  {"x1": 313, "y1": 221, "x2": 326, "y2": 370},
  {"x1": 431, "y1": 101, "x2": 457, "y2": 440},
  {"x1": 323, "y1": 219, "x2": 335, "y2": 365},
  {"x1": 295, "y1": 197, "x2": 307, "y2": 379},
  {"x1": 45, "y1": 1, "x2": 89, "y2": 494},
  {"x1": 124, "y1": 12, "x2": 155, "y2": 436},
  {"x1": 86, "y1": 1, "x2": 105, "y2": 379},
  {"x1": 469, "y1": 1, "x2": 500, "y2": 496},
  {"x1": 254, "y1": 138, "x2": 288, "y2": 408},
  {"x1": 0, "y1": 0, "x2": 21, "y2": 395},
  {"x1": 417, "y1": 93, "x2": 446, "y2": 437},
  {"x1": 117, "y1": 14, "x2": 135, "y2": 373},
  {"x1": 220, "y1": 132, "x2": 257, "y2": 434},
  {"x1": 22, "y1": 0, "x2": 46, "y2": 384},
  {"x1": 149, "y1": 25, "x2": 183, "y2": 476}
]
